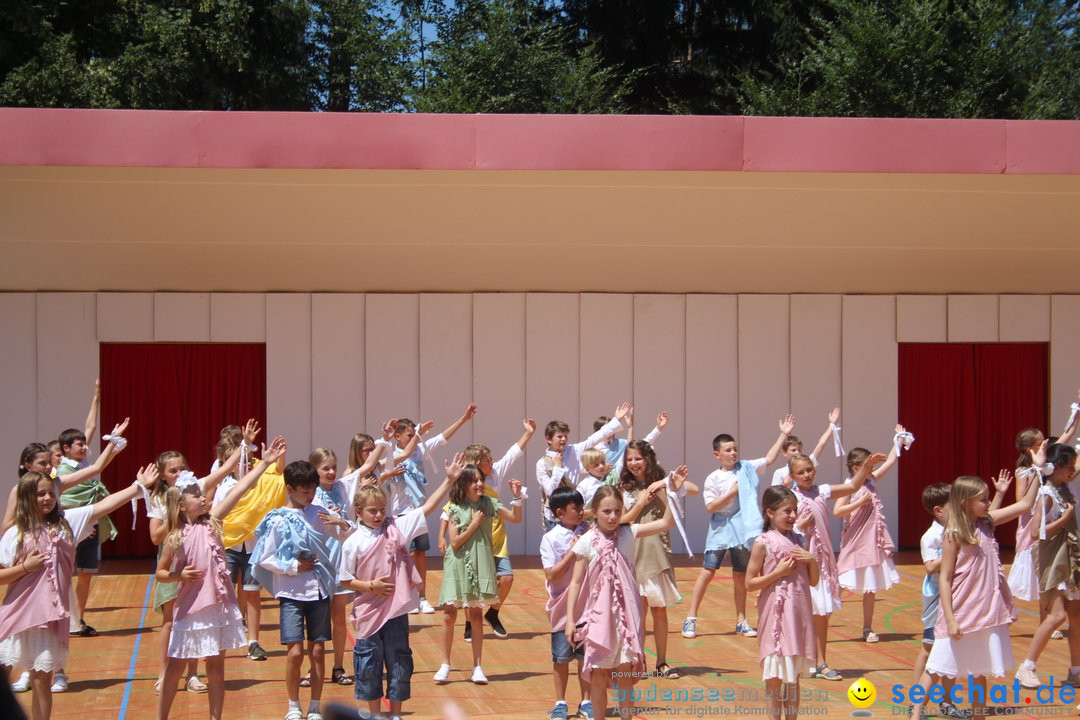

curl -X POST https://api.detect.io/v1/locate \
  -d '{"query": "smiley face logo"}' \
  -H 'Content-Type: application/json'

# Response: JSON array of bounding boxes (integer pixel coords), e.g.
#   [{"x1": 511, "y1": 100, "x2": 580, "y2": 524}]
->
[{"x1": 847, "y1": 678, "x2": 876, "y2": 710}]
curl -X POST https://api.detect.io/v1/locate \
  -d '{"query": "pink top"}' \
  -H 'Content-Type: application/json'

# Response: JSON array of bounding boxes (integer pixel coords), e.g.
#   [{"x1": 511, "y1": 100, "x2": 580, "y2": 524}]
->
[
  {"x1": 1014, "y1": 468, "x2": 1039, "y2": 554},
  {"x1": 936, "y1": 518, "x2": 1017, "y2": 636},
  {"x1": 348, "y1": 520, "x2": 422, "y2": 639},
  {"x1": 0, "y1": 526, "x2": 75, "y2": 639},
  {"x1": 756, "y1": 530, "x2": 816, "y2": 664},
  {"x1": 836, "y1": 477, "x2": 895, "y2": 573},
  {"x1": 794, "y1": 484, "x2": 842, "y2": 609},
  {"x1": 173, "y1": 521, "x2": 236, "y2": 620}
]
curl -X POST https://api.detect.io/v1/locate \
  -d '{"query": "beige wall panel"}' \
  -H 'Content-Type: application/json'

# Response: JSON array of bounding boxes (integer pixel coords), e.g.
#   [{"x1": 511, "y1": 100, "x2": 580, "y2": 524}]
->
[
  {"x1": 1000, "y1": 295, "x2": 1051, "y2": 342},
  {"x1": 1051, "y1": 296, "x2": 1080, "y2": 436},
  {"x1": 266, "y1": 294, "x2": 312, "y2": 453},
  {"x1": 153, "y1": 292, "x2": 210, "y2": 342},
  {"x1": 36, "y1": 294, "x2": 98, "y2": 442},
  {"x1": 947, "y1": 295, "x2": 999, "y2": 342},
  {"x1": 364, "y1": 295, "x2": 419, "y2": 434},
  {"x1": 473, "y1": 293, "x2": 527, "y2": 555},
  {"x1": 896, "y1": 296, "x2": 947, "y2": 343},
  {"x1": 96, "y1": 292, "x2": 153, "y2": 342},
  {"x1": 632, "y1": 294, "x2": 688, "y2": 551},
  {"x1": 311, "y1": 294, "x2": 365, "y2": 461},
  {"x1": 842, "y1": 295, "x2": 899, "y2": 540},
  {"x1": 685, "y1": 295, "x2": 738, "y2": 550},
  {"x1": 420, "y1": 293, "x2": 474, "y2": 450},
  {"x1": 1, "y1": 294, "x2": 37, "y2": 498},
  {"x1": 737, "y1": 295, "x2": 791, "y2": 464},
  {"x1": 525, "y1": 293, "x2": 580, "y2": 554},
  {"x1": 210, "y1": 294, "x2": 267, "y2": 342},
  {"x1": 578, "y1": 294, "x2": 634, "y2": 436}
]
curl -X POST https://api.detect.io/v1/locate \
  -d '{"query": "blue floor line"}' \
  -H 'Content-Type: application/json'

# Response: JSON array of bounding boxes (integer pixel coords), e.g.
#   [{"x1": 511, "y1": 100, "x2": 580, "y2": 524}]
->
[{"x1": 117, "y1": 574, "x2": 154, "y2": 720}]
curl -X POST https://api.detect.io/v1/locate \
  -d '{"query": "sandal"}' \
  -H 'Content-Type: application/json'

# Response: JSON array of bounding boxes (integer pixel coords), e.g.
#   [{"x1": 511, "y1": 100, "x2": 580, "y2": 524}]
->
[
  {"x1": 186, "y1": 675, "x2": 208, "y2": 694},
  {"x1": 154, "y1": 678, "x2": 162, "y2": 696},
  {"x1": 71, "y1": 621, "x2": 98, "y2": 637},
  {"x1": 862, "y1": 628, "x2": 880, "y2": 643},
  {"x1": 299, "y1": 673, "x2": 311, "y2": 688},
  {"x1": 331, "y1": 666, "x2": 354, "y2": 685},
  {"x1": 655, "y1": 662, "x2": 680, "y2": 679}
]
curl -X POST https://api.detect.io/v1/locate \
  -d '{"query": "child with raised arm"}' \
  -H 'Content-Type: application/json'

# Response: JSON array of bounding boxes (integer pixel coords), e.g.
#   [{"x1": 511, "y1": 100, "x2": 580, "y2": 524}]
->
[
  {"x1": 338, "y1": 454, "x2": 462, "y2": 720},
  {"x1": 593, "y1": 410, "x2": 667, "y2": 469},
  {"x1": 771, "y1": 408, "x2": 840, "y2": 488},
  {"x1": 746, "y1": 486, "x2": 819, "y2": 720},
  {"x1": 790, "y1": 451, "x2": 881, "y2": 680},
  {"x1": 434, "y1": 465, "x2": 523, "y2": 685},
  {"x1": 540, "y1": 487, "x2": 591, "y2": 720},
  {"x1": 833, "y1": 424, "x2": 911, "y2": 643},
  {"x1": 250, "y1": 461, "x2": 353, "y2": 720},
  {"x1": 0, "y1": 460, "x2": 157, "y2": 720},
  {"x1": 155, "y1": 436, "x2": 286, "y2": 720},
  {"x1": 564, "y1": 483, "x2": 674, "y2": 720},
  {"x1": 682, "y1": 414, "x2": 796, "y2": 641},
  {"x1": 537, "y1": 403, "x2": 630, "y2": 531},
  {"x1": 389, "y1": 404, "x2": 476, "y2": 614},
  {"x1": 921, "y1": 469, "x2": 1039, "y2": 720}
]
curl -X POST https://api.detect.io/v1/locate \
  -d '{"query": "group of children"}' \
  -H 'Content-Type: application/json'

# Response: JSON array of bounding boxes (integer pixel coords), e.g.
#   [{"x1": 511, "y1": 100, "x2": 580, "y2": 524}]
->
[{"x1": 5, "y1": 378, "x2": 1080, "y2": 720}]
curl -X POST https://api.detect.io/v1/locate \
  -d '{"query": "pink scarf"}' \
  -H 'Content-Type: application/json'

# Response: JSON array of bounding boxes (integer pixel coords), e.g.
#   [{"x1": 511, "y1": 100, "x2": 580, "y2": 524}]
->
[
  {"x1": 580, "y1": 527, "x2": 644, "y2": 684},
  {"x1": 350, "y1": 520, "x2": 422, "y2": 639}
]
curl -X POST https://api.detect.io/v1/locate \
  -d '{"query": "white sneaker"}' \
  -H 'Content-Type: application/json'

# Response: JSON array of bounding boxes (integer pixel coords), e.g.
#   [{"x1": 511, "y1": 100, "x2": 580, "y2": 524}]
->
[
  {"x1": 51, "y1": 672, "x2": 69, "y2": 693},
  {"x1": 471, "y1": 665, "x2": 488, "y2": 684},
  {"x1": 433, "y1": 663, "x2": 451, "y2": 684},
  {"x1": 12, "y1": 671, "x2": 30, "y2": 692},
  {"x1": 419, "y1": 598, "x2": 435, "y2": 614},
  {"x1": 1016, "y1": 664, "x2": 1041, "y2": 689}
]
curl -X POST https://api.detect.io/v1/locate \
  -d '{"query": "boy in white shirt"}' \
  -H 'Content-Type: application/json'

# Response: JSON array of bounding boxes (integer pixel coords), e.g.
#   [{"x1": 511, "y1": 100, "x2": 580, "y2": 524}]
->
[{"x1": 770, "y1": 408, "x2": 839, "y2": 487}]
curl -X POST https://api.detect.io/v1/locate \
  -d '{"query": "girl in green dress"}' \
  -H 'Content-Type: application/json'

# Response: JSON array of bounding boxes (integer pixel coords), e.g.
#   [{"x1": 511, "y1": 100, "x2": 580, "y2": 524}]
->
[{"x1": 435, "y1": 464, "x2": 523, "y2": 685}]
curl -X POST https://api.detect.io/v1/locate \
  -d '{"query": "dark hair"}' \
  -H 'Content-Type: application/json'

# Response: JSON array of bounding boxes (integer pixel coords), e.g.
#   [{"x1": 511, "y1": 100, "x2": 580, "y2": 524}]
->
[
  {"x1": 549, "y1": 486, "x2": 584, "y2": 516},
  {"x1": 761, "y1": 486, "x2": 797, "y2": 531},
  {"x1": 1048, "y1": 443, "x2": 1078, "y2": 473},
  {"x1": 58, "y1": 428, "x2": 85, "y2": 453},
  {"x1": 921, "y1": 483, "x2": 951, "y2": 515},
  {"x1": 618, "y1": 440, "x2": 665, "y2": 493},
  {"x1": 394, "y1": 419, "x2": 415, "y2": 434},
  {"x1": 781, "y1": 435, "x2": 802, "y2": 452},
  {"x1": 712, "y1": 434, "x2": 735, "y2": 451},
  {"x1": 18, "y1": 443, "x2": 48, "y2": 477},
  {"x1": 284, "y1": 460, "x2": 320, "y2": 489},
  {"x1": 449, "y1": 465, "x2": 483, "y2": 506},
  {"x1": 589, "y1": 484, "x2": 624, "y2": 516},
  {"x1": 545, "y1": 420, "x2": 570, "y2": 439},
  {"x1": 845, "y1": 447, "x2": 871, "y2": 474},
  {"x1": 1015, "y1": 428, "x2": 1043, "y2": 469},
  {"x1": 593, "y1": 416, "x2": 610, "y2": 432}
]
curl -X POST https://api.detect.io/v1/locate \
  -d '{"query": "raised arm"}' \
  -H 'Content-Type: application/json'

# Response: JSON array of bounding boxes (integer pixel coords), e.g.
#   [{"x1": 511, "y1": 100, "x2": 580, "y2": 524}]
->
[
  {"x1": 90, "y1": 463, "x2": 158, "y2": 524},
  {"x1": 762, "y1": 413, "x2": 796, "y2": 468},
  {"x1": 200, "y1": 418, "x2": 260, "y2": 495},
  {"x1": 1058, "y1": 389, "x2": 1080, "y2": 447},
  {"x1": 631, "y1": 481, "x2": 675, "y2": 538},
  {"x1": 869, "y1": 423, "x2": 907, "y2": 481},
  {"x1": 516, "y1": 418, "x2": 537, "y2": 451},
  {"x1": 392, "y1": 419, "x2": 426, "y2": 463},
  {"x1": 84, "y1": 379, "x2": 101, "y2": 441},
  {"x1": 56, "y1": 418, "x2": 130, "y2": 491},
  {"x1": 439, "y1": 402, "x2": 478, "y2": 443},
  {"x1": 495, "y1": 479, "x2": 524, "y2": 524},
  {"x1": 211, "y1": 437, "x2": 286, "y2": 521},
  {"x1": 421, "y1": 453, "x2": 465, "y2": 517},
  {"x1": 829, "y1": 451, "x2": 886, "y2": 498},
  {"x1": 990, "y1": 469, "x2": 1040, "y2": 526},
  {"x1": 575, "y1": 402, "x2": 631, "y2": 454},
  {"x1": 642, "y1": 412, "x2": 668, "y2": 446},
  {"x1": 810, "y1": 407, "x2": 840, "y2": 461}
]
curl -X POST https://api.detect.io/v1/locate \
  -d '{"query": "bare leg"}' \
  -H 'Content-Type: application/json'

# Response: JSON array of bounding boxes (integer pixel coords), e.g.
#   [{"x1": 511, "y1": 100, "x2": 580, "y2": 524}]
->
[
  {"x1": 687, "y1": 567, "x2": 716, "y2": 617},
  {"x1": 651, "y1": 606, "x2": 669, "y2": 669},
  {"x1": 553, "y1": 661, "x2": 569, "y2": 703},
  {"x1": 1025, "y1": 591, "x2": 1066, "y2": 666},
  {"x1": 156, "y1": 657, "x2": 184, "y2": 720},
  {"x1": 331, "y1": 594, "x2": 348, "y2": 673},
  {"x1": 733, "y1": 570, "x2": 748, "y2": 624},
  {"x1": 590, "y1": 668, "x2": 612, "y2": 719},
  {"x1": 493, "y1": 574, "x2": 513, "y2": 610},
  {"x1": 784, "y1": 679, "x2": 800, "y2": 720},
  {"x1": 158, "y1": 599, "x2": 175, "y2": 688},
  {"x1": 813, "y1": 615, "x2": 829, "y2": 667},
  {"x1": 309, "y1": 641, "x2": 326, "y2": 700},
  {"x1": 862, "y1": 592, "x2": 875, "y2": 632},
  {"x1": 577, "y1": 657, "x2": 591, "y2": 705},
  {"x1": 75, "y1": 572, "x2": 92, "y2": 624},
  {"x1": 246, "y1": 587, "x2": 262, "y2": 645},
  {"x1": 285, "y1": 642, "x2": 303, "y2": 703},
  {"x1": 970, "y1": 675, "x2": 987, "y2": 717},
  {"x1": 1065, "y1": 599, "x2": 1080, "y2": 666},
  {"x1": 413, "y1": 551, "x2": 427, "y2": 597},
  {"x1": 469, "y1": 607, "x2": 484, "y2": 666},
  {"x1": 766, "y1": 678, "x2": 784, "y2": 720},
  {"x1": 615, "y1": 663, "x2": 636, "y2": 718},
  {"x1": 206, "y1": 652, "x2": 225, "y2": 720},
  {"x1": 30, "y1": 669, "x2": 53, "y2": 720}
]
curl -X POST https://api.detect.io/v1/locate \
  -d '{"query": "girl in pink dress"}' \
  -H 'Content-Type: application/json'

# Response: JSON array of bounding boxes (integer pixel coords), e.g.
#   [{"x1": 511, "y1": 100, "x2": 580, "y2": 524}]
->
[
  {"x1": 833, "y1": 424, "x2": 909, "y2": 643},
  {"x1": 0, "y1": 463, "x2": 157, "y2": 720},
  {"x1": 790, "y1": 451, "x2": 883, "y2": 680},
  {"x1": 155, "y1": 436, "x2": 286, "y2": 720},
  {"x1": 923, "y1": 470, "x2": 1040, "y2": 720},
  {"x1": 564, "y1": 482, "x2": 676, "y2": 720},
  {"x1": 746, "y1": 486, "x2": 819, "y2": 720}
]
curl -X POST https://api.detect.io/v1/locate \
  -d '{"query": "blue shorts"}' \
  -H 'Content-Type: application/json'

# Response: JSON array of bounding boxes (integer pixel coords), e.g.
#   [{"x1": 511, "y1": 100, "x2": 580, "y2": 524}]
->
[
  {"x1": 225, "y1": 547, "x2": 259, "y2": 591},
  {"x1": 551, "y1": 628, "x2": 585, "y2": 664},
  {"x1": 354, "y1": 614, "x2": 412, "y2": 702},
  {"x1": 409, "y1": 532, "x2": 430, "y2": 553},
  {"x1": 703, "y1": 546, "x2": 750, "y2": 573},
  {"x1": 923, "y1": 627, "x2": 935, "y2": 645},
  {"x1": 74, "y1": 530, "x2": 101, "y2": 573},
  {"x1": 279, "y1": 597, "x2": 332, "y2": 645},
  {"x1": 495, "y1": 556, "x2": 513, "y2": 577}
]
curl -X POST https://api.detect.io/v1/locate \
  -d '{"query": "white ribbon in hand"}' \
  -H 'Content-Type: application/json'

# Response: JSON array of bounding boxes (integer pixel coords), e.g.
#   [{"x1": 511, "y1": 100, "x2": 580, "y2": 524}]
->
[
  {"x1": 666, "y1": 474, "x2": 693, "y2": 559},
  {"x1": 830, "y1": 423, "x2": 845, "y2": 458},
  {"x1": 1066, "y1": 403, "x2": 1080, "y2": 433},
  {"x1": 894, "y1": 431, "x2": 915, "y2": 456},
  {"x1": 103, "y1": 435, "x2": 128, "y2": 451},
  {"x1": 129, "y1": 478, "x2": 153, "y2": 529}
]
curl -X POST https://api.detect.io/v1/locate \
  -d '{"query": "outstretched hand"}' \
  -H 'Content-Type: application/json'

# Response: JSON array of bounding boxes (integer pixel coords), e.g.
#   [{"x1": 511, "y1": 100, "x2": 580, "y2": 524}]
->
[
  {"x1": 136, "y1": 463, "x2": 160, "y2": 488},
  {"x1": 523, "y1": 418, "x2": 537, "y2": 434},
  {"x1": 656, "y1": 412, "x2": 669, "y2": 430},
  {"x1": 261, "y1": 436, "x2": 287, "y2": 464},
  {"x1": 445, "y1": 452, "x2": 467, "y2": 481},
  {"x1": 828, "y1": 407, "x2": 840, "y2": 424},
  {"x1": 110, "y1": 417, "x2": 131, "y2": 438},
  {"x1": 243, "y1": 419, "x2": 261, "y2": 445},
  {"x1": 779, "y1": 413, "x2": 796, "y2": 435},
  {"x1": 993, "y1": 469, "x2": 1013, "y2": 495}
]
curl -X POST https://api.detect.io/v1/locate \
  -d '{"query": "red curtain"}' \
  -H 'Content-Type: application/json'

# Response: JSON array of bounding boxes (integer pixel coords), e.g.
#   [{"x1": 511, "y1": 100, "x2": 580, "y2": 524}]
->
[
  {"x1": 898, "y1": 343, "x2": 1047, "y2": 548},
  {"x1": 98, "y1": 344, "x2": 266, "y2": 558}
]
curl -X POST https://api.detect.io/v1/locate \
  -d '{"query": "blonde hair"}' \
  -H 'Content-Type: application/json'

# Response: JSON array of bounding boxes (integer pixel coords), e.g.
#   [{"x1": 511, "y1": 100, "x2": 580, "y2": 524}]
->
[
  {"x1": 309, "y1": 447, "x2": 337, "y2": 468},
  {"x1": 153, "y1": 451, "x2": 188, "y2": 504},
  {"x1": 346, "y1": 433, "x2": 374, "y2": 473},
  {"x1": 462, "y1": 444, "x2": 492, "y2": 471},
  {"x1": 354, "y1": 484, "x2": 388, "y2": 510},
  {"x1": 163, "y1": 485, "x2": 222, "y2": 551},
  {"x1": 944, "y1": 476, "x2": 987, "y2": 546},
  {"x1": 788, "y1": 453, "x2": 815, "y2": 477},
  {"x1": 580, "y1": 448, "x2": 606, "y2": 470},
  {"x1": 216, "y1": 437, "x2": 239, "y2": 463},
  {"x1": 14, "y1": 472, "x2": 72, "y2": 558}
]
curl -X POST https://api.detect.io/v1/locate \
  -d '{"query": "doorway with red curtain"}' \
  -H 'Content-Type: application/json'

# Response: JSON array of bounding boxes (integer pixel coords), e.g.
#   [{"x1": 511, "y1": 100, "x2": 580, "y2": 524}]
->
[
  {"x1": 98, "y1": 343, "x2": 266, "y2": 558},
  {"x1": 897, "y1": 343, "x2": 1047, "y2": 548}
]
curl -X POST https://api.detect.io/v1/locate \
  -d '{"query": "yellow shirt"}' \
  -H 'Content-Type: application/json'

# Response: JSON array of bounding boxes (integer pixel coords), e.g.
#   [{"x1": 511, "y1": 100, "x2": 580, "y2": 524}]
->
[{"x1": 222, "y1": 467, "x2": 287, "y2": 549}]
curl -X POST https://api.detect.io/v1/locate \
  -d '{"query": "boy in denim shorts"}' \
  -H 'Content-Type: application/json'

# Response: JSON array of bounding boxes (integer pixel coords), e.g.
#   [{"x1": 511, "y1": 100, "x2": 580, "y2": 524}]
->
[{"x1": 251, "y1": 461, "x2": 351, "y2": 720}]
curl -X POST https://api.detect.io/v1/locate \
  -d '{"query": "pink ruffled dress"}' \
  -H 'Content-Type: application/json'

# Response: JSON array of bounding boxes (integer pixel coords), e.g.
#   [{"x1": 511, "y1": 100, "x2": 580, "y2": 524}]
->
[
  {"x1": 794, "y1": 484, "x2": 842, "y2": 616},
  {"x1": 836, "y1": 477, "x2": 899, "y2": 593},
  {"x1": 167, "y1": 521, "x2": 247, "y2": 658},
  {"x1": 756, "y1": 530, "x2": 816, "y2": 683},
  {"x1": 1006, "y1": 467, "x2": 1041, "y2": 602}
]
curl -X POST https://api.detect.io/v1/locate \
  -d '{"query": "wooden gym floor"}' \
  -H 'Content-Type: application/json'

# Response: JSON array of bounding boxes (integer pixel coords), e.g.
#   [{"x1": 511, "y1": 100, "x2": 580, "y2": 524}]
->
[{"x1": 12, "y1": 552, "x2": 1076, "y2": 719}]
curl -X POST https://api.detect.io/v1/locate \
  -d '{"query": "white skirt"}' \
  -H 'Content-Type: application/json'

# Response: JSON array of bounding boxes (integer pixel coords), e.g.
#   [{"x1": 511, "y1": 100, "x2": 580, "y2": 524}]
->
[
  {"x1": 0, "y1": 624, "x2": 68, "y2": 672},
  {"x1": 1007, "y1": 546, "x2": 1040, "y2": 602},
  {"x1": 168, "y1": 603, "x2": 247, "y2": 659},
  {"x1": 639, "y1": 571, "x2": 682, "y2": 609},
  {"x1": 761, "y1": 654, "x2": 814, "y2": 683},
  {"x1": 925, "y1": 624, "x2": 1013, "y2": 679},
  {"x1": 838, "y1": 559, "x2": 900, "y2": 593},
  {"x1": 810, "y1": 578, "x2": 842, "y2": 616}
]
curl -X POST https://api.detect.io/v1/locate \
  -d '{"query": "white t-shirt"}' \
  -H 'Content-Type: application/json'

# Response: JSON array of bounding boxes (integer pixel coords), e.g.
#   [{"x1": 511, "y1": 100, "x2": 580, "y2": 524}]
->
[
  {"x1": 570, "y1": 524, "x2": 640, "y2": 570},
  {"x1": 920, "y1": 520, "x2": 945, "y2": 628},
  {"x1": 771, "y1": 453, "x2": 818, "y2": 487},
  {"x1": 540, "y1": 523, "x2": 588, "y2": 583},
  {"x1": 703, "y1": 458, "x2": 766, "y2": 516},
  {"x1": 0, "y1": 506, "x2": 96, "y2": 566}
]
